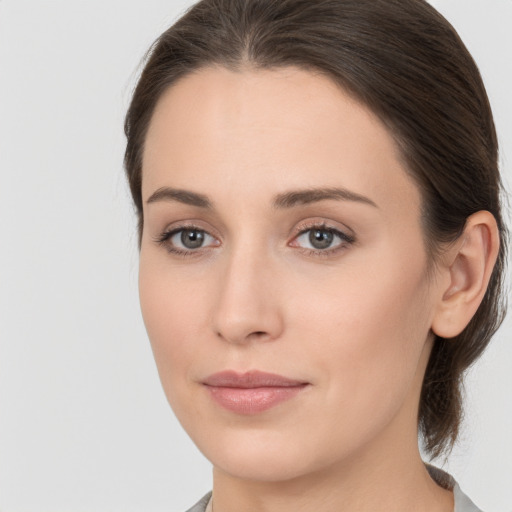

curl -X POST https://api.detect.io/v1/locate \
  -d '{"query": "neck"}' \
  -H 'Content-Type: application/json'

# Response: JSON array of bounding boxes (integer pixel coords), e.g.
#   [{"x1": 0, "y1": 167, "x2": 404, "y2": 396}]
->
[{"x1": 211, "y1": 440, "x2": 453, "y2": 512}]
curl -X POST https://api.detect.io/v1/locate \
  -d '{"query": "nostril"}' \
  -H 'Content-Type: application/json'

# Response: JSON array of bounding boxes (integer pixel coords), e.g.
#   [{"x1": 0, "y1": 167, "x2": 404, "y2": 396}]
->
[
  {"x1": 249, "y1": 331, "x2": 272, "y2": 341},
  {"x1": 215, "y1": 328, "x2": 272, "y2": 344}
]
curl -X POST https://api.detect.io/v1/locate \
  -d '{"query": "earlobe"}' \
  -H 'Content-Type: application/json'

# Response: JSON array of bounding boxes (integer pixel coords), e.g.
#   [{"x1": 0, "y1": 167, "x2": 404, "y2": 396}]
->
[{"x1": 431, "y1": 211, "x2": 500, "y2": 339}]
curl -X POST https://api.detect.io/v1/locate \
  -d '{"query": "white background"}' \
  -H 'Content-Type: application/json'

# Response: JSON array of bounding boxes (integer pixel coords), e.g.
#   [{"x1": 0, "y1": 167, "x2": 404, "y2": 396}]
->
[{"x1": 0, "y1": 1, "x2": 510, "y2": 511}]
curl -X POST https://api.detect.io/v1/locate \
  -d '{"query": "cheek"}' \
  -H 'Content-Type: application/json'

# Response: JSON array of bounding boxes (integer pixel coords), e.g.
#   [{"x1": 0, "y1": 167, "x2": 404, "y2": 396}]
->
[
  {"x1": 138, "y1": 255, "x2": 210, "y2": 405},
  {"x1": 288, "y1": 248, "x2": 433, "y2": 434}
]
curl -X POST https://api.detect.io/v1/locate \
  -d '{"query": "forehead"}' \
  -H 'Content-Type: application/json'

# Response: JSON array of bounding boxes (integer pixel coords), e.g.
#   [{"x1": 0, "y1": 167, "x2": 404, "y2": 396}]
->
[{"x1": 142, "y1": 65, "x2": 420, "y2": 215}]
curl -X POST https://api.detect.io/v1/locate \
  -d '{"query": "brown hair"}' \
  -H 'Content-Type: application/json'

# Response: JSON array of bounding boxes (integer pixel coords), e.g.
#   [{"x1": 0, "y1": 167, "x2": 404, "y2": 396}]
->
[{"x1": 124, "y1": 0, "x2": 508, "y2": 458}]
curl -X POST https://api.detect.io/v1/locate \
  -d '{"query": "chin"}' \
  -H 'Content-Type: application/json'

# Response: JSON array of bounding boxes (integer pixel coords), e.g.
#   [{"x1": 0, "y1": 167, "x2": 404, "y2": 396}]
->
[
  {"x1": 212, "y1": 449, "x2": 314, "y2": 483},
  {"x1": 193, "y1": 426, "x2": 343, "y2": 483}
]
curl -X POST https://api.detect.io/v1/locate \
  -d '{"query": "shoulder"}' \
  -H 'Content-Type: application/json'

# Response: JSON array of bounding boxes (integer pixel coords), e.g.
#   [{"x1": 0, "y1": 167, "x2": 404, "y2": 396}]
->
[
  {"x1": 184, "y1": 492, "x2": 212, "y2": 512},
  {"x1": 426, "y1": 464, "x2": 483, "y2": 512},
  {"x1": 453, "y1": 483, "x2": 484, "y2": 512}
]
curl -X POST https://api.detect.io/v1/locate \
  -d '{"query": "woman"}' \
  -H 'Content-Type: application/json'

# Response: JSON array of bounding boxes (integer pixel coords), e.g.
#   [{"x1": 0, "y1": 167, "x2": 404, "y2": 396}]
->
[{"x1": 124, "y1": 0, "x2": 508, "y2": 511}]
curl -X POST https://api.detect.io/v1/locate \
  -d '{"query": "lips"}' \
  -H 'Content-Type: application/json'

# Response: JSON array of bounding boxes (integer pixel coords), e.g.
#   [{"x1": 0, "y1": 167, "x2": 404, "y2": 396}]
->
[{"x1": 202, "y1": 370, "x2": 309, "y2": 415}]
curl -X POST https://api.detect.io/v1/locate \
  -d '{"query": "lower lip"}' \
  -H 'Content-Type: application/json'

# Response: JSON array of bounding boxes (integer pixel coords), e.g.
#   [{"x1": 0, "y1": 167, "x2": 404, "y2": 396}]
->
[{"x1": 205, "y1": 385, "x2": 308, "y2": 415}]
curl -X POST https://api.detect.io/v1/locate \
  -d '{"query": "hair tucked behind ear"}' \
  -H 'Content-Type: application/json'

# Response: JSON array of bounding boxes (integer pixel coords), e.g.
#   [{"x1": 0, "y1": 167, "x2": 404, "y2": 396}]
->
[{"x1": 124, "y1": 0, "x2": 508, "y2": 458}]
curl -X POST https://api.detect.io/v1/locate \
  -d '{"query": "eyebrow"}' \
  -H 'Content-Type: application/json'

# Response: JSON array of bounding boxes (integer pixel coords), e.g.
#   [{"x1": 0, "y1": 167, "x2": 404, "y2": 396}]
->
[
  {"x1": 146, "y1": 186, "x2": 378, "y2": 209},
  {"x1": 272, "y1": 187, "x2": 378, "y2": 209},
  {"x1": 146, "y1": 187, "x2": 212, "y2": 208}
]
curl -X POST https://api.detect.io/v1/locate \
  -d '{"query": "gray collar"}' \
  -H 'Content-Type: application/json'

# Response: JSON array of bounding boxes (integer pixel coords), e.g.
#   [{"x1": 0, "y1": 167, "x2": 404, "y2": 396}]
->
[{"x1": 186, "y1": 466, "x2": 483, "y2": 512}]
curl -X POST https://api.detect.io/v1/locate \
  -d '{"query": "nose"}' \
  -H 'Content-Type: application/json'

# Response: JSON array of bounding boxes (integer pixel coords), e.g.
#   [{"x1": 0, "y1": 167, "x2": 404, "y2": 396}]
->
[{"x1": 211, "y1": 244, "x2": 284, "y2": 345}]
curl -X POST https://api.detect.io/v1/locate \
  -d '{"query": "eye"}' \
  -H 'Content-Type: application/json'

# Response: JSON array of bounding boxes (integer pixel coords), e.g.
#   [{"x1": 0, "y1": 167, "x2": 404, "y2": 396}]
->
[
  {"x1": 291, "y1": 224, "x2": 354, "y2": 254},
  {"x1": 174, "y1": 228, "x2": 211, "y2": 249},
  {"x1": 155, "y1": 225, "x2": 219, "y2": 255}
]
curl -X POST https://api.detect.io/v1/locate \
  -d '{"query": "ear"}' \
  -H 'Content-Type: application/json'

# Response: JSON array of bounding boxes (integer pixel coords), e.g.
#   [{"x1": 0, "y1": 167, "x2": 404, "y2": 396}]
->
[{"x1": 431, "y1": 211, "x2": 500, "y2": 339}]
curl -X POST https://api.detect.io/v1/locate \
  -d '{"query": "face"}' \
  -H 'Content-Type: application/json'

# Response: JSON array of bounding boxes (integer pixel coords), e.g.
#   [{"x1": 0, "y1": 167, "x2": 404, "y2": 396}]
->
[{"x1": 139, "y1": 66, "x2": 440, "y2": 483}]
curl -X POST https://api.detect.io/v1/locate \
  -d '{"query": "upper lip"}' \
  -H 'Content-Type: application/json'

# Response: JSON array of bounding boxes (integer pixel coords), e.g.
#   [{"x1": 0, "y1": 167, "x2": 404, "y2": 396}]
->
[{"x1": 202, "y1": 370, "x2": 307, "y2": 388}]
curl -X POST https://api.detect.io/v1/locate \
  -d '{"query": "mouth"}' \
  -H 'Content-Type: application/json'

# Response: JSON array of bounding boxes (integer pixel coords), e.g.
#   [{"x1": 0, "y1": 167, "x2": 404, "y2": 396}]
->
[{"x1": 202, "y1": 370, "x2": 309, "y2": 415}]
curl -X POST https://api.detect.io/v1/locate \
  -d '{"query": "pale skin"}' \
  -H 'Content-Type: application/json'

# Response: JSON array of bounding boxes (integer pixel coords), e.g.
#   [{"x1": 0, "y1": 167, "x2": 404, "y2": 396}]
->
[{"x1": 139, "y1": 66, "x2": 499, "y2": 512}]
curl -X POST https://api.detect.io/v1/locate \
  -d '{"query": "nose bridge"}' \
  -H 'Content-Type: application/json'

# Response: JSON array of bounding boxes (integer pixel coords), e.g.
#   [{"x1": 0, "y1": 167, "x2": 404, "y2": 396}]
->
[{"x1": 212, "y1": 239, "x2": 283, "y2": 344}]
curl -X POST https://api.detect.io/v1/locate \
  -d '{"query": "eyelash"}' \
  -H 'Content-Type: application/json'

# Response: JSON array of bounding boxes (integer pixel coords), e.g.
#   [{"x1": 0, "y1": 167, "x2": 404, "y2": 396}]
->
[
  {"x1": 153, "y1": 222, "x2": 355, "y2": 258},
  {"x1": 153, "y1": 223, "x2": 216, "y2": 258},
  {"x1": 292, "y1": 221, "x2": 355, "y2": 257}
]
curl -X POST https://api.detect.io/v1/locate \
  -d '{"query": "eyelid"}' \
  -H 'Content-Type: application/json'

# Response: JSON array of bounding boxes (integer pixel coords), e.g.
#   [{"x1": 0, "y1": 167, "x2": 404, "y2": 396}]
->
[
  {"x1": 153, "y1": 222, "x2": 221, "y2": 256},
  {"x1": 293, "y1": 219, "x2": 355, "y2": 239},
  {"x1": 289, "y1": 220, "x2": 356, "y2": 255}
]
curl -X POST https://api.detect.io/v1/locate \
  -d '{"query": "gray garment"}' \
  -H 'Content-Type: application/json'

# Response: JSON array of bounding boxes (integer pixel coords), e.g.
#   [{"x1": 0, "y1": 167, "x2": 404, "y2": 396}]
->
[
  {"x1": 186, "y1": 493, "x2": 211, "y2": 512},
  {"x1": 426, "y1": 465, "x2": 483, "y2": 512},
  {"x1": 185, "y1": 466, "x2": 483, "y2": 512}
]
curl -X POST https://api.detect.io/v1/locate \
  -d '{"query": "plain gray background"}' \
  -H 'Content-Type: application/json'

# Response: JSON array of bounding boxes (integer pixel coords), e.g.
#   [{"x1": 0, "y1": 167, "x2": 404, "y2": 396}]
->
[{"x1": 0, "y1": 0, "x2": 510, "y2": 511}]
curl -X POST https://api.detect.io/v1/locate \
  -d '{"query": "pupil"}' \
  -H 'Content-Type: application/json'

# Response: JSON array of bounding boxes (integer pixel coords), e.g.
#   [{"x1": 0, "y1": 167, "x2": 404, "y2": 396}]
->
[
  {"x1": 181, "y1": 229, "x2": 204, "y2": 249},
  {"x1": 309, "y1": 229, "x2": 333, "y2": 249}
]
